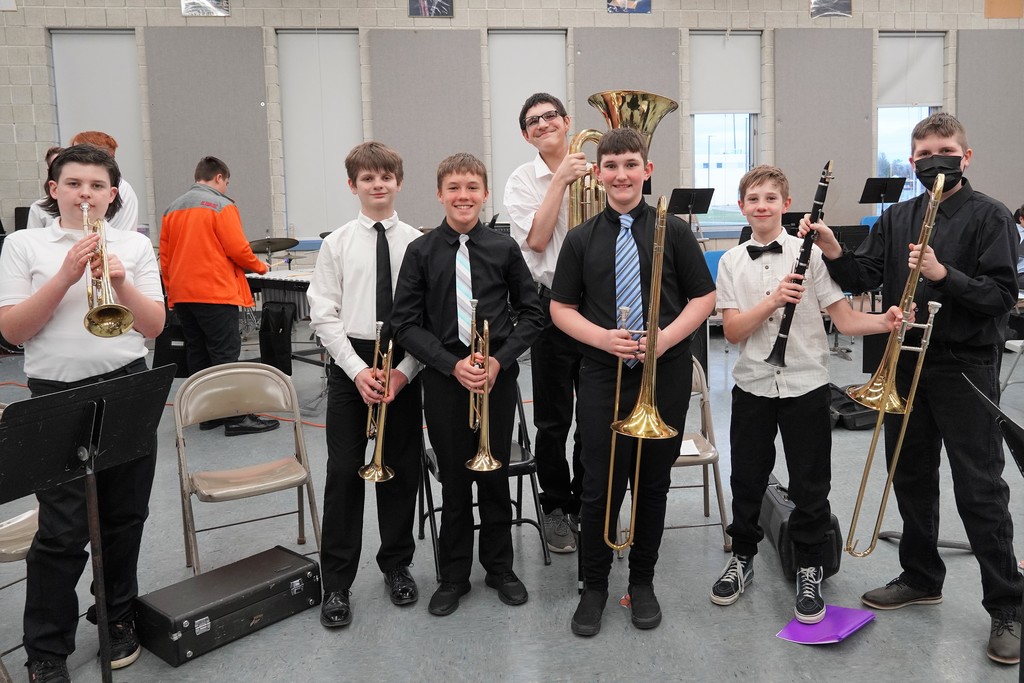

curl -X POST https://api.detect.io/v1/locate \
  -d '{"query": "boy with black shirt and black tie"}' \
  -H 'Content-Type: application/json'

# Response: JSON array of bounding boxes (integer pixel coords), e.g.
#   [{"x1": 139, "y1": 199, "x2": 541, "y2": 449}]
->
[
  {"x1": 392, "y1": 153, "x2": 543, "y2": 617},
  {"x1": 549, "y1": 128, "x2": 716, "y2": 636},
  {"x1": 307, "y1": 142, "x2": 423, "y2": 629},
  {"x1": 803, "y1": 112, "x2": 1023, "y2": 664}
]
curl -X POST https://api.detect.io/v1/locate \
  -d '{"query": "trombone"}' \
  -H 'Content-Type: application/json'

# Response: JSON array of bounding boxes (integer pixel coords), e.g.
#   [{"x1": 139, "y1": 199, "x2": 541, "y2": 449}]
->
[
  {"x1": 466, "y1": 299, "x2": 501, "y2": 472},
  {"x1": 844, "y1": 174, "x2": 945, "y2": 558},
  {"x1": 604, "y1": 196, "x2": 678, "y2": 551},
  {"x1": 359, "y1": 321, "x2": 395, "y2": 483},
  {"x1": 81, "y1": 202, "x2": 135, "y2": 337}
]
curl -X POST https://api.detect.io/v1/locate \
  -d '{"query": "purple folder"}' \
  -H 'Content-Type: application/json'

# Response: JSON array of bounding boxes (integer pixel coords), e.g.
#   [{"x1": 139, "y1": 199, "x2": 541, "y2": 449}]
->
[{"x1": 776, "y1": 605, "x2": 875, "y2": 645}]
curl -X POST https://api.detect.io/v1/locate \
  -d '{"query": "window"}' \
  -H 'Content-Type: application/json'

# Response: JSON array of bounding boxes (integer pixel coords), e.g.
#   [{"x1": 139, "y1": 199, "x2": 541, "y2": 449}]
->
[{"x1": 694, "y1": 114, "x2": 755, "y2": 226}]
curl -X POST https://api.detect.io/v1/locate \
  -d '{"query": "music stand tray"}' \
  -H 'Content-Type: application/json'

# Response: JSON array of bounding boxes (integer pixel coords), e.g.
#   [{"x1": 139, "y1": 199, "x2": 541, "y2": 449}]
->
[
  {"x1": 667, "y1": 188, "x2": 714, "y2": 216},
  {"x1": 0, "y1": 365, "x2": 175, "y2": 683},
  {"x1": 858, "y1": 177, "x2": 906, "y2": 205}
]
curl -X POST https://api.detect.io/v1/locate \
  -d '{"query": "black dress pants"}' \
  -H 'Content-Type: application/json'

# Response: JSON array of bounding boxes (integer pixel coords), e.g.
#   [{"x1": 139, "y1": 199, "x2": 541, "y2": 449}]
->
[
  {"x1": 422, "y1": 361, "x2": 519, "y2": 583},
  {"x1": 320, "y1": 340, "x2": 422, "y2": 593},
  {"x1": 22, "y1": 358, "x2": 157, "y2": 661},
  {"x1": 576, "y1": 354, "x2": 688, "y2": 592},
  {"x1": 532, "y1": 292, "x2": 583, "y2": 516},
  {"x1": 173, "y1": 302, "x2": 241, "y2": 375}
]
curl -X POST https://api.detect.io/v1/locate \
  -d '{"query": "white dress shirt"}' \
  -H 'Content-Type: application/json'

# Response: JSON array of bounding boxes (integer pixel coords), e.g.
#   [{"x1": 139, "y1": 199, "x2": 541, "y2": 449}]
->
[
  {"x1": 26, "y1": 177, "x2": 139, "y2": 232},
  {"x1": 716, "y1": 232, "x2": 846, "y2": 398},
  {"x1": 504, "y1": 152, "x2": 568, "y2": 289},
  {"x1": 306, "y1": 212, "x2": 423, "y2": 382}
]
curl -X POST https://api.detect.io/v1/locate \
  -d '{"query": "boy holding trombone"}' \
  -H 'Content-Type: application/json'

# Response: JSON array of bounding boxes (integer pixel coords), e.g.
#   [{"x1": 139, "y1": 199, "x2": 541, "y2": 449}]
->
[
  {"x1": 0, "y1": 145, "x2": 165, "y2": 680},
  {"x1": 392, "y1": 153, "x2": 543, "y2": 617},
  {"x1": 307, "y1": 142, "x2": 425, "y2": 628},
  {"x1": 711, "y1": 165, "x2": 901, "y2": 624},
  {"x1": 550, "y1": 128, "x2": 716, "y2": 636},
  {"x1": 804, "y1": 113, "x2": 1023, "y2": 664}
]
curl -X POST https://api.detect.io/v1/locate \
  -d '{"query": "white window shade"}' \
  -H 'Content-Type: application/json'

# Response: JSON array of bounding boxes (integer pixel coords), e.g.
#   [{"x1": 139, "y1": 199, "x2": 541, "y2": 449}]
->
[
  {"x1": 690, "y1": 32, "x2": 761, "y2": 114},
  {"x1": 878, "y1": 34, "x2": 944, "y2": 107}
]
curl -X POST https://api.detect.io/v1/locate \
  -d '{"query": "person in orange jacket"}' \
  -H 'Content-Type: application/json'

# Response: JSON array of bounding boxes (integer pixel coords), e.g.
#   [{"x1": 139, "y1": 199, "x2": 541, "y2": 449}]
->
[{"x1": 160, "y1": 155, "x2": 279, "y2": 436}]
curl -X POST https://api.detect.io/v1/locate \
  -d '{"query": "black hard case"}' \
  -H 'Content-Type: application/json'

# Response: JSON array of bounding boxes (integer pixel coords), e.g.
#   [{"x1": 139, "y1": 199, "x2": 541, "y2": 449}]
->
[
  {"x1": 759, "y1": 474, "x2": 843, "y2": 581},
  {"x1": 135, "y1": 546, "x2": 321, "y2": 667}
]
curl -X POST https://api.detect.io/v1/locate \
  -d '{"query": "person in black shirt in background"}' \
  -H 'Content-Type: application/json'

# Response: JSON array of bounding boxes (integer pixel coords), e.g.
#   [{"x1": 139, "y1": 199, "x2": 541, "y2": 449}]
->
[
  {"x1": 392, "y1": 153, "x2": 543, "y2": 617},
  {"x1": 802, "y1": 112, "x2": 1023, "y2": 665}
]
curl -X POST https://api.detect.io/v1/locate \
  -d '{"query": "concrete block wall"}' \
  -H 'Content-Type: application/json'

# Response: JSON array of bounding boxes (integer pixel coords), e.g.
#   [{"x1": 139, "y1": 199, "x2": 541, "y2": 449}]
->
[{"x1": 0, "y1": 0, "x2": 1021, "y2": 234}]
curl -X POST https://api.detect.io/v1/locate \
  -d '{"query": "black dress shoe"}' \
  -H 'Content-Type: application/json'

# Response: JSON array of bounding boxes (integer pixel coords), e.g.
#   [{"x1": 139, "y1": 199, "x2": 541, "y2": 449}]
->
[
  {"x1": 199, "y1": 417, "x2": 227, "y2": 430},
  {"x1": 484, "y1": 571, "x2": 528, "y2": 606},
  {"x1": 320, "y1": 590, "x2": 352, "y2": 628},
  {"x1": 384, "y1": 566, "x2": 418, "y2": 606},
  {"x1": 224, "y1": 414, "x2": 280, "y2": 437},
  {"x1": 428, "y1": 581, "x2": 471, "y2": 616},
  {"x1": 571, "y1": 589, "x2": 608, "y2": 637},
  {"x1": 628, "y1": 583, "x2": 662, "y2": 629}
]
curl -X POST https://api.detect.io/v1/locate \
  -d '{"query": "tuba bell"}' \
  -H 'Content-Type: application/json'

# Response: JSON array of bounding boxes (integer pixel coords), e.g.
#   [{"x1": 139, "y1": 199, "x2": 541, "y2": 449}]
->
[{"x1": 569, "y1": 91, "x2": 679, "y2": 229}]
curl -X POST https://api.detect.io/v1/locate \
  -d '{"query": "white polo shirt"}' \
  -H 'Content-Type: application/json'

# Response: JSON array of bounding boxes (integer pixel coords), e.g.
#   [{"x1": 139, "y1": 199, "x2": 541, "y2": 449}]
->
[{"x1": 504, "y1": 152, "x2": 568, "y2": 289}]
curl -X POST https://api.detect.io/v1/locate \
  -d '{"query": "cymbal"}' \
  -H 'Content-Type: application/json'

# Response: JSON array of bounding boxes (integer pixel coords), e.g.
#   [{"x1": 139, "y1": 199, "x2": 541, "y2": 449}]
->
[
  {"x1": 319, "y1": 231, "x2": 332, "y2": 239},
  {"x1": 249, "y1": 237, "x2": 299, "y2": 253}
]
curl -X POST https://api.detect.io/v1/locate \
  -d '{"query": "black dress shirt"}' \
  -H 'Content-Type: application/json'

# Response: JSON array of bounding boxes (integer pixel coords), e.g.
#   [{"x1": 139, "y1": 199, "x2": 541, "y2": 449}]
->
[
  {"x1": 392, "y1": 219, "x2": 544, "y2": 376},
  {"x1": 825, "y1": 178, "x2": 1018, "y2": 347},
  {"x1": 550, "y1": 200, "x2": 716, "y2": 368}
]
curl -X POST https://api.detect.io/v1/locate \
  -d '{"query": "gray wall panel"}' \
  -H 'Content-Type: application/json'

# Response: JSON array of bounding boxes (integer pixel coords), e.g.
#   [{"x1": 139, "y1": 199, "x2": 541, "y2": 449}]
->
[
  {"x1": 369, "y1": 29, "x2": 485, "y2": 229},
  {"x1": 574, "y1": 28, "x2": 682, "y2": 204},
  {"x1": 957, "y1": 30, "x2": 1024, "y2": 213},
  {"x1": 146, "y1": 27, "x2": 272, "y2": 240},
  {"x1": 775, "y1": 29, "x2": 872, "y2": 225}
]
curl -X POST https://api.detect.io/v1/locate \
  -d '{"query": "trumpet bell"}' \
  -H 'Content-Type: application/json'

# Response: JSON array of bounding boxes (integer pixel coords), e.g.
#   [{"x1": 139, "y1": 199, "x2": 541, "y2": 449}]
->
[
  {"x1": 358, "y1": 462, "x2": 395, "y2": 483},
  {"x1": 611, "y1": 401, "x2": 679, "y2": 440},
  {"x1": 465, "y1": 449, "x2": 502, "y2": 472},
  {"x1": 85, "y1": 304, "x2": 135, "y2": 338},
  {"x1": 847, "y1": 369, "x2": 907, "y2": 414}
]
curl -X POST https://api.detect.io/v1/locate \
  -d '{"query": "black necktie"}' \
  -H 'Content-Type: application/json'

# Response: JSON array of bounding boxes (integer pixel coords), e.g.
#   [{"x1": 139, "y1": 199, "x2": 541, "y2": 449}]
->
[
  {"x1": 374, "y1": 222, "x2": 392, "y2": 335},
  {"x1": 747, "y1": 241, "x2": 784, "y2": 260}
]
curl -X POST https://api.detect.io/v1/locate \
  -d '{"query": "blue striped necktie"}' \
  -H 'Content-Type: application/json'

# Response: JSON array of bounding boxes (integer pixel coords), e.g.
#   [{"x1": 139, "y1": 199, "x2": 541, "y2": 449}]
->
[
  {"x1": 615, "y1": 213, "x2": 643, "y2": 368},
  {"x1": 455, "y1": 234, "x2": 473, "y2": 345}
]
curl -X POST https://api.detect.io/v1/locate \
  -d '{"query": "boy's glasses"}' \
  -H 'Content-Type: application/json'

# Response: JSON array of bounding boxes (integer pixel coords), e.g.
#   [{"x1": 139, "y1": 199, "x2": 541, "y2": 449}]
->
[{"x1": 524, "y1": 110, "x2": 562, "y2": 129}]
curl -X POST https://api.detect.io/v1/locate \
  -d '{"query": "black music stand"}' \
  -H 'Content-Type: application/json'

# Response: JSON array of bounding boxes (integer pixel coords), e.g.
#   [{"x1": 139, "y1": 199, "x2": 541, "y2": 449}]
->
[
  {"x1": 0, "y1": 365, "x2": 175, "y2": 683},
  {"x1": 668, "y1": 188, "x2": 714, "y2": 239},
  {"x1": 858, "y1": 177, "x2": 906, "y2": 213}
]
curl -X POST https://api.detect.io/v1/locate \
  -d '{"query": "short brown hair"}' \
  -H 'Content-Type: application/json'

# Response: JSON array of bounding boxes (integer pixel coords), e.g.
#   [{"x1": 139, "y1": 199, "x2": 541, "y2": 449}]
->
[
  {"x1": 911, "y1": 112, "x2": 968, "y2": 153},
  {"x1": 436, "y1": 153, "x2": 487, "y2": 191},
  {"x1": 518, "y1": 93, "x2": 567, "y2": 131},
  {"x1": 738, "y1": 165, "x2": 790, "y2": 201},
  {"x1": 44, "y1": 146, "x2": 63, "y2": 165},
  {"x1": 345, "y1": 141, "x2": 404, "y2": 185},
  {"x1": 194, "y1": 156, "x2": 230, "y2": 182},
  {"x1": 596, "y1": 128, "x2": 647, "y2": 164},
  {"x1": 41, "y1": 145, "x2": 123, "y2": 220},
  {"x1": 70, "y1": 131, "x2": 118, "y2": 155}
]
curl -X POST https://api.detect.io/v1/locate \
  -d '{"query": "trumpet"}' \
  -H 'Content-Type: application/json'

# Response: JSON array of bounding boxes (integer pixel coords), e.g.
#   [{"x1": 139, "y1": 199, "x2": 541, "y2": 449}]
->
[
  {"x1": 81, "y1": 203, "x2": 135, "y2": 338},
  {"x1": 360, "y1": 321, "x2": 395, "y2": 483},
  {"x1": 844, "y1": 174, "x2": 945, "y2": 558},
  {"x1": 604, "y1": 196, "x2": 678, "y2": 551},
  {"x1": 466, "y1": 299, "x2": 501, "y2": 472}
]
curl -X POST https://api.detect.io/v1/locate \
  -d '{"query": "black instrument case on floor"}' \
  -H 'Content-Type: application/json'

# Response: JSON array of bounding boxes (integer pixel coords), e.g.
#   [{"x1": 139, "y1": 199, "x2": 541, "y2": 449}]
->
[
  {"x1": 135, "y1": 546, "x2": 321, "y2": 667},
  {"x1": 759, "y1": 475, "x2": 843, "y2": 581}
]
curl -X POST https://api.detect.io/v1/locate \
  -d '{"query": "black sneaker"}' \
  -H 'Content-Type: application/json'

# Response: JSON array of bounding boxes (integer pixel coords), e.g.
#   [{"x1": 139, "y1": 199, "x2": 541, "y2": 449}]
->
[
  {"x1": 484, "y1": 571, "x2": 528, "y2": 606},
  {"x1": 711, "y1": 554, "x2": 753, "y2": 606},
  {"x1": 108, "y1": 618, "x2": 141, "y2": 669},
  {"x1": 428, "y1": 581, "x2": 471, "y2": 616},
  {"x1": 571, "y1": 589, "x2": 608, "y2": 637},
  {"x1": 628, "y1": 583, "x2": 662, "y2": 629},
  {"x1": 27, "y1": 659, "x2": 70, "y2": 683},
  {"x1": 795, "y1": 566, "x2": 826, "y2": 624}
]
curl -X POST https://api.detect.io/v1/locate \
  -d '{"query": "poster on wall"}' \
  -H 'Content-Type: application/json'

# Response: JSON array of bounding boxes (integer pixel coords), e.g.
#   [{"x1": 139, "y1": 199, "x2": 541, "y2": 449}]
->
[
  {"x1": 810, "y1": 0, "x2": 852, "y2": 17},
  {"x1": 0, "y1": 0, "x2": 16, "y2": 10},
  {"x1": 409, "y1": 0, "x2": 453, "y2": 16},
  {"x1": 181, "y1": 0, "x2": 229, "y2": 16},
  {"x1": 607, "y1": 0, "x2": 651, "y2": 13}
]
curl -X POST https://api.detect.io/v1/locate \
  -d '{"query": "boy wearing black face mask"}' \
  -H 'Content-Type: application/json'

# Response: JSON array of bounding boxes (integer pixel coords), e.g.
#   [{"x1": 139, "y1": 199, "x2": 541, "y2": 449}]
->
[{"x1": 801, "y1": 112, "x2": 1022, "y2": 666}]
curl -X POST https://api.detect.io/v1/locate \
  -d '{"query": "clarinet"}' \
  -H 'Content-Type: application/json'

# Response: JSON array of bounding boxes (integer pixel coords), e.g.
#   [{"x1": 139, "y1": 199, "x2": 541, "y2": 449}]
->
[{"x1": 764, "y1": 160, "x2": 834, "y2": 368}]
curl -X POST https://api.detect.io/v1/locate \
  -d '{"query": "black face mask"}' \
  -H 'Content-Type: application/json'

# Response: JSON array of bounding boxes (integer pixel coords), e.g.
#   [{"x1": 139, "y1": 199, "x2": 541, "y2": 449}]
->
[{"x1": 914, "y1": 155, "x2": 963, "y2": 192}]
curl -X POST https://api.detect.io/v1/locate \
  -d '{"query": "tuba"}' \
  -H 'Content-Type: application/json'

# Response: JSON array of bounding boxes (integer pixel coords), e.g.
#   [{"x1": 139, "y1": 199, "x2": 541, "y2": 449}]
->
[
  {"x1": 466, "y1": 300, "x2": 501, "y2": 472},
  {"x1": 569, "y1": 91, "x2": 679, "y2": 229},
  {"x1": 359, "y1": 321, "x2": 395, "y2": 483},
  {"x1": 81, "y1": 203, "x2": 135, "y2": 337},
  {"x1": 844, "y1": 174, "x2": 945, "y2": 557},
  {"x1": 604, "y1": 196, "x2": 678, "y2": 551}
]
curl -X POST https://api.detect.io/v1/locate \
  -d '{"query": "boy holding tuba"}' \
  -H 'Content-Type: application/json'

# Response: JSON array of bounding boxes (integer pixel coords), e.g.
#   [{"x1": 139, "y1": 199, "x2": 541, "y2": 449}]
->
[{"x1": 549, "y1": 128, "x2": 716, "y2": 636}]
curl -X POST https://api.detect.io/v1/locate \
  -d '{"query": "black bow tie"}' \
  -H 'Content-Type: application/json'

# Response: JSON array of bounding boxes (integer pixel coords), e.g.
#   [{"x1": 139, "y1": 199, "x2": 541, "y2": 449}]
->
[{"x1": 747, "y1": 241, "x2": 784, "y2": 260}]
